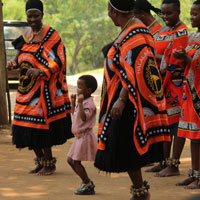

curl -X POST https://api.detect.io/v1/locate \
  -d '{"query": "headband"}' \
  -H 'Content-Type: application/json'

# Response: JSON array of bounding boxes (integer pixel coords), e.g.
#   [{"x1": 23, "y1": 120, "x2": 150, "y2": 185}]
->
[
  {"x1": 109, "y1": 0, "x2": 135, "y2": 13},
  {"x1": 26, "y1": 0, "x2": 43, "y2": 13}
]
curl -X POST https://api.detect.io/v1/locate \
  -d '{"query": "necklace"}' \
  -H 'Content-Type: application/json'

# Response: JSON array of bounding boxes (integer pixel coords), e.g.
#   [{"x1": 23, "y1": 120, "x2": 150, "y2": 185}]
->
[
  {"x1": 147, "y1": 20, "x2": 157, "y2": 30},
  {"x1": 29, "y1": 25, "x2": 44, "y2": 41},
  {"x1": 115, "y1": 17, "x2": 136, "y2": 40},
  {"x1": 170, "y1": 20, "x2": 181, "y2": 31}
]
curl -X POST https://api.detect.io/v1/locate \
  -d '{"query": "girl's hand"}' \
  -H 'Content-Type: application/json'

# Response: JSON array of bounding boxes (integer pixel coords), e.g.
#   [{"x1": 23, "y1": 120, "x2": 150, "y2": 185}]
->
[
  {"x1": 26, "y1": 68, "x2": 40, "y2": 79},
  {"x1": 77, "y1": 94, "x2": 84, "y2": 104},
  {"x1": 111, "y1": 98, "x2": 126, "y2": 120},
  {"x1": 6, "y1": 60, "x2": 17, "y2": 70},
  {"x1": 70, "y1": 94, "x2": 76, "y2": 104}
]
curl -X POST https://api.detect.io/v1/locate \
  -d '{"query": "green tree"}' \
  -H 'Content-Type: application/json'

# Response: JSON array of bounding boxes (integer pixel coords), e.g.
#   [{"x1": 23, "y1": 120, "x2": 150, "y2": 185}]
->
[{"x1": 2, "y1": 0, "x2": 195, "y2": 74}]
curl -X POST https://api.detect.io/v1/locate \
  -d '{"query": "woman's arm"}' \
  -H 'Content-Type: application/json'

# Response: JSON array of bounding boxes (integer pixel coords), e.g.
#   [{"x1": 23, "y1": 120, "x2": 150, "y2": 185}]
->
[{"x1": 111, "y1": 87, "x2": 128, "y2": 120}]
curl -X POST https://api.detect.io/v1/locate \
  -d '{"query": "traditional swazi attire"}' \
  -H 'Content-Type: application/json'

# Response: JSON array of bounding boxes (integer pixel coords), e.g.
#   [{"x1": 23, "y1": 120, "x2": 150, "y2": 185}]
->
[
  {"x1": 94, "y1": 23, "x2": 171, "y2": 172},
  {"x1": 12, "y1": 25, "x2": 73, "y2": 150},
  {"x1": 151, "y1": 24, "x2": 162, "y2": 39},
  {"x1": 155, "y1": 24, "x2": 189, "y2": 125},
  {"x1": 178, "y1": 41, "x2": 200, "y2": 139}
]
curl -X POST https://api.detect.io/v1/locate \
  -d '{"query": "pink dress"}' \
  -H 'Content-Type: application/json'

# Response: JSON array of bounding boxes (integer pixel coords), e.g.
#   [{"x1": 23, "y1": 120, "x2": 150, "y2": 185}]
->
[{"x1": 67, "y1": 96, "x2": 97, "y2": 161}]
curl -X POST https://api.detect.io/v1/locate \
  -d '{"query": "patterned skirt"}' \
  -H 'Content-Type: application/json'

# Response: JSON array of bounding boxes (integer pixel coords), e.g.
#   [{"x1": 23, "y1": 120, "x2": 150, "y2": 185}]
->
[
  {"x1": 94, "y1": 101, "x2": 164, "y2": 172},
  {"x1": 12, "y1": 113, "x2": 73, "y2": 150}
]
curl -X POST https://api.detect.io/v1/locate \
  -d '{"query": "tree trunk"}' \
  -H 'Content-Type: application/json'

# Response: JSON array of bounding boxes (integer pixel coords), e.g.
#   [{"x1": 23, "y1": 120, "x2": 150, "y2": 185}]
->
[{"x1": 0, "y1": 1, "x2": 8, "y2": 125}]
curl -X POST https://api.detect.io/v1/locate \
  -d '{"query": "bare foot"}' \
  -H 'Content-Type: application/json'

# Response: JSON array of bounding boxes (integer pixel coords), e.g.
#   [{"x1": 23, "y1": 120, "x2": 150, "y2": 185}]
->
[
  {"x1": 184, "y1": 180, "x2": 200, "y2": 189},
  {"x1": 29, "y1": 165, "x2": 43, "y2": 173},
  {"x1": 155, "y1": 166, "x2": 180, "y2": 177},
  {"x1": 130, "y1": 192, "x2": 150, "y2": 200},
  {"x1": 176, "y1": 177, "x2": 196, "y2": 186},
  {"x1": 36, "y1": 166, "x2": 56, "y2": 176},
  {"x1": 145, "y1": 163, "x2": 166, "y2": 173}
]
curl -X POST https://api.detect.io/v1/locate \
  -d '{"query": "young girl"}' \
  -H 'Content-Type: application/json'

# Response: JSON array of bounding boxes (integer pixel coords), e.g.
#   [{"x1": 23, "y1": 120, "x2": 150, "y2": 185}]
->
[{"x1": 67, "y1": 75, "x2": 98, "y2": 195}]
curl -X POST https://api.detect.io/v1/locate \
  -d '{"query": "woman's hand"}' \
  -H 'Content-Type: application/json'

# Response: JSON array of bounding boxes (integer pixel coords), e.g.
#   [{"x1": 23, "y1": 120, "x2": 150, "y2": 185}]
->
[
  {"x1": 111, "y1": 98, "x2": 126, "y2": 120},
  {"x1": 173, "y1": 48, "x2": 187, "y2": 60},
  {"x1": 173, "y1": 47, "x2": 192, "y2": 67},
  {"x1": 26, "y1": 68, "x2": 40, "y2": 79},
  {"x1": 6, "y1": 60, "x2": 17, "y2": 70}
]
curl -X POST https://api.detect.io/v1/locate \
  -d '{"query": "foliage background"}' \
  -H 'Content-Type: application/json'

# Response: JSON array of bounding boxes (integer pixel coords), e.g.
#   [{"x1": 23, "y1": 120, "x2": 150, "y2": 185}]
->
[{"x1": 2, "y1": 0, "x2": 194, "y2": 74}]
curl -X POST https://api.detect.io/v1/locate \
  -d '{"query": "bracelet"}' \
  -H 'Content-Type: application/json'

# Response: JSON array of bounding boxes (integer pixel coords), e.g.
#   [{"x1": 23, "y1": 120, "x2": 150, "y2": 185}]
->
[{"x1": 118, "y1": 97, "x2": 126, "y2": 103}]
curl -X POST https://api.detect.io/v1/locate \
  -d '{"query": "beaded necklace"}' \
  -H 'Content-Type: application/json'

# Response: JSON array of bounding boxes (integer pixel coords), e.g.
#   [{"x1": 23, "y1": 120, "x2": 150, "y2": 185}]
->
[{"x1": 29, "y1": 24, "x2": 44, "y2": 41}]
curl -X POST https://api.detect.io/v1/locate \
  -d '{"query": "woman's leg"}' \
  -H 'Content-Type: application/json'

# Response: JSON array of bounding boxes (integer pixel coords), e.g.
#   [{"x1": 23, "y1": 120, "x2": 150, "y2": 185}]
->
[
  {"x1": 37, "y1": 147, "x2": 56, "y2": 175},
  {"x1": 145, "y1": 140, "x2": 171, "y2": 173},
  {"x1": 184, "y1": 141, "x2": 200, "y2": 189},
  {"x1": 29, "y1": 149, "x2": 44, "y2": 173},
  {"x1": 128, "y1": 169, "x2": 150, "y2": 200},
  {"x1": 155, "y1": 136, "x2": 185, "y2": 177},
  {"x1": 176, "y1": 140, "x2": 196, "y2": 186}
]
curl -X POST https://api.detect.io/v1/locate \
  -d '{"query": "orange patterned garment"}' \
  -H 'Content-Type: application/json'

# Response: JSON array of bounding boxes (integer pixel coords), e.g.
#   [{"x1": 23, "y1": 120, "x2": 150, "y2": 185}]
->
[
  {"x1": 155, "y1": 25, "x2": 189, "y2": 125},
  {"x1": 178, "y1": 42, "x2": 200, "y2": 139},
  {"x1": 98, "y1": 23, "x2": 170, "y2": 155},
  {"x1": 151, "y1": 24, "x2": 162, "y2": 39},
  {"x1": 13, "y1": 25, "x2": 71, "y2": 129}
]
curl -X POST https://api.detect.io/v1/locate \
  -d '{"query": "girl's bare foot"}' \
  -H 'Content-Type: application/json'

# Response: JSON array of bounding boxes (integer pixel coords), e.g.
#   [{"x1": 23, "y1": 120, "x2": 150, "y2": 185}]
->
[
  {"x1": 176, "y1": 177, "x2": 196, "y2": 186},
  {"x1": 184, "y1": 180, "x2": 200, "y2": 189},
  {"x1": 145, "y1": 163, "x2": 166, "y2": 173},
  {"x1": 37, "y1": 166, "x2": 56, "y2": 176},
  {"x1": 155, "y1": 166, "x2": 180, "y2": 177}
]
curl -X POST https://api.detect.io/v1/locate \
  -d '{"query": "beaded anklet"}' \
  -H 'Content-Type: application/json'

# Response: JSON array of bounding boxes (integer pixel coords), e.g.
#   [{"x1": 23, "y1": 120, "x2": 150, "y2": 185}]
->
[
  {"x1": 130, "y1": 181, "x2": 150, "y2": 199},
  {"x1": 166, "y1": 158, "x2": 180, "y2": 167}
]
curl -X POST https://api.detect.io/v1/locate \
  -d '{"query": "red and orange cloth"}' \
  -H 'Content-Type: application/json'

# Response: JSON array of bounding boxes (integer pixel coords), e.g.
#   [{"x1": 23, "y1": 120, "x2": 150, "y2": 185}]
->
[
  {"x1": 155, "y1": 24, "x2": 189, "y2": 125},
  {"x1": 13, "y1": 25, "x2": 71, "y2": 129},
  {"x1": 98, "y1": 23, "x2": 170, "y2": 155},
  {"x1": 151, "y1": 24, "x2": 162, "y2": 39},
  {"x1": 178, "y1": 42, "x2": 200, "y2": 139}
]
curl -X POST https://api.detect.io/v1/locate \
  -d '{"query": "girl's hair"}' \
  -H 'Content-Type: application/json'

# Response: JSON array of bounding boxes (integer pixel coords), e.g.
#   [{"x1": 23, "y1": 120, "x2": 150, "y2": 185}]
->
[
  {"x1": 162, "y1": 0, "x2": 180, "y2": 10},
  {"x1": 193, "y1": 0, "x2": 200, "y2": 5},
  {"x1": 134, "y1": 0, "x2": 162, "y2": 16},
  {"x1": 79, "y1": 75, "x2": 98, "y2": 93}
]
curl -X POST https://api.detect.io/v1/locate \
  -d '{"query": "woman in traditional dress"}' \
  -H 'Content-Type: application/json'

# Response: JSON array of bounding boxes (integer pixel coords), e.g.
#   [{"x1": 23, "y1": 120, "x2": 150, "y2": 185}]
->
[
  {"x1": 133, "y1": 0, "x2": 162, "y2": 38},
  {"x1": 146, "y1": 0, "x2": 189, "y2": 177},
  {"x1": 6, "y1": 0, "x2": 73, "y2": 175},
  {"x1": 94, "y1": 0, "x2": 171, "y2": 199},
  {"x1": 173, "y1": 0, "x2": 200, "y2": 189}
]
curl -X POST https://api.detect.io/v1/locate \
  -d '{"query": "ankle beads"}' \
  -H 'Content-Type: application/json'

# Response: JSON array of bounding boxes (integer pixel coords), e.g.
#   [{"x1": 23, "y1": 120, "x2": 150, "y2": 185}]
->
[
  {"x1": 43, "y1": 157, "x2": 57, "y2": 167},
  {"x1": 130, "y1": 181, "x2": 150, "y2": 198},
  {"x1": 34, "y1": 157, "x2": 44, "y2": 166},
  {"x1": 188, "y1": 169, "x2": 200, "y2": 181},
  {"x1": 166, "y1": 158, "x2": 180, "y2": 167}
]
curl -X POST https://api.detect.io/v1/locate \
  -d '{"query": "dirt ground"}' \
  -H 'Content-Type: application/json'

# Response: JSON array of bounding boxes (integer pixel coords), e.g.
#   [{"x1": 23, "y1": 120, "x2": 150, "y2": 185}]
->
[{"x1": 0, "y1": 75, "x2": 200, "y2": 200}]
